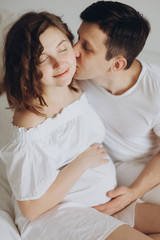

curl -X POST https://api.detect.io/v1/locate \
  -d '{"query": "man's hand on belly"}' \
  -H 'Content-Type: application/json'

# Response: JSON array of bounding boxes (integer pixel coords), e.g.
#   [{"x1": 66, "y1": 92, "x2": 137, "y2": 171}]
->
[{"x1": 92, "y1": 186, "x2": 136, "y2": 215}]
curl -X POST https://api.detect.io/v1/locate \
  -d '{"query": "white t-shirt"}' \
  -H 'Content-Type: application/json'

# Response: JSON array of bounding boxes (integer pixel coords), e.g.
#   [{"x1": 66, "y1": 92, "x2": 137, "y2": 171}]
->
[
  {"x1": 1, "y1": 93, "x2": 116, "y2": 206},
  {"x1": 79, "y1": 61, "x2": 160, "y2": 164}
]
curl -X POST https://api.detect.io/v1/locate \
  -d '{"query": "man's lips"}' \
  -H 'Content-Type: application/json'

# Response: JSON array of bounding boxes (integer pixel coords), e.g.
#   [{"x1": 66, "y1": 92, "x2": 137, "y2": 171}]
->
[{"x1": 54, "y1": 68, "x2": 69, "y2": 78}]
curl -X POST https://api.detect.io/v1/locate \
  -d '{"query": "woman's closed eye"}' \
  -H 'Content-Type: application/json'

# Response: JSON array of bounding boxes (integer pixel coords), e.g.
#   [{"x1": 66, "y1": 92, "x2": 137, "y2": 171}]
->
[
  {"x1": 39, "y1": 54, "x2": 49, "y2": 64},
  {"x1": 58, "y1": 42, "x2": 70, "y2": 53},
  {"x1": 58, "y1": 46, "x2": 68, "y2": 53}
]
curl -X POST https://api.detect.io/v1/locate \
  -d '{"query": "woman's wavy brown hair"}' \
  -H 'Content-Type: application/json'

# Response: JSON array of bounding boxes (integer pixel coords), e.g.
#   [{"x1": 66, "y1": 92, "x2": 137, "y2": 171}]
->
[{"x1": 3, "y1": 11, "x2": 77, "y2": 115}]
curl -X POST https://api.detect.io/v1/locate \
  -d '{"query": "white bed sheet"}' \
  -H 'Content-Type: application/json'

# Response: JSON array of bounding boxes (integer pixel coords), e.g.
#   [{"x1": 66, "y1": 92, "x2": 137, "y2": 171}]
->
[{"x1": 0, "y1": 93, "x2": 21, "y2": 239}]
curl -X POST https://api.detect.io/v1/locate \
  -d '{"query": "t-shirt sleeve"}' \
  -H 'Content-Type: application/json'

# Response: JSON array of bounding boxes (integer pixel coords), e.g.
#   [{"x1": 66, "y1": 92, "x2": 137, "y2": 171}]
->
[
  {"x1": 154, "y1": 123, "x2": 160, "y2": 136},
  {"x1": 153, "y1": 111, "x2": 160, "y2": 137},
  {"x1": 1, "y1": 138, "x2": 60, "y2": 201}
]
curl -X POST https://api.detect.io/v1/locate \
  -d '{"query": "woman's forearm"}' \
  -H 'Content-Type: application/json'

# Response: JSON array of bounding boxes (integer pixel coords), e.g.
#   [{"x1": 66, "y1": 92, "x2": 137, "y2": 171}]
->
[
  {"x1": 18, "y1": 157, "x2": 87, "y2": 221},
  {"x1": 18, "y1": 143, "x2": 107, "y2": 221}
]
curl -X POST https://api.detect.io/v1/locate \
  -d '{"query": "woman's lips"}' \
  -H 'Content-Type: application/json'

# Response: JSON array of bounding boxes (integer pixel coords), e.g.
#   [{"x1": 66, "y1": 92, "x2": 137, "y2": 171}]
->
[{"x1": 54, "y1": 68, "x2": 69, "y2": 78}]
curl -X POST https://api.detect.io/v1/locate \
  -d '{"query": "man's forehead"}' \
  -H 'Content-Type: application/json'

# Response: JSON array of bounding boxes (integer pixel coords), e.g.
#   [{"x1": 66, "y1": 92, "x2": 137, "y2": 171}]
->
[
  {"x1": 77, "y1": 22, "x2": 107, "y2": 48},
  {"x1": 78, "y1": 22, "x2": 98, "y2": 34}
]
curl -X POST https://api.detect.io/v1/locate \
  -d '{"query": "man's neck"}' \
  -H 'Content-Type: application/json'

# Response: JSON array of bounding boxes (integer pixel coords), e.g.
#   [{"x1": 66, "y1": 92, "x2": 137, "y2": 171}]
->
[{"x1": 96, "y1": 60, "x2": 142, "y2": 95}]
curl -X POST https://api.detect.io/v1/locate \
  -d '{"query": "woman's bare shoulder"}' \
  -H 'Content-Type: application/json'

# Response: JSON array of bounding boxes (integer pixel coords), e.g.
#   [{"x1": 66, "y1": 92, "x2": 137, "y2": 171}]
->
[{"x1": 13, "y1": 110, "x2": 45, "y2": 130}]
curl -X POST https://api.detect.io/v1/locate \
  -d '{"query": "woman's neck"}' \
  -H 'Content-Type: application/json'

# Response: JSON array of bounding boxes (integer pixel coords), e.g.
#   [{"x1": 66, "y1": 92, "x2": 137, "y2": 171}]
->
[
  {"x1": 41, "y1": 83, "x2": 82, "y2": 118},
  {"x1": 42, "y1": 86, "x2": 70, "y2": 106}
]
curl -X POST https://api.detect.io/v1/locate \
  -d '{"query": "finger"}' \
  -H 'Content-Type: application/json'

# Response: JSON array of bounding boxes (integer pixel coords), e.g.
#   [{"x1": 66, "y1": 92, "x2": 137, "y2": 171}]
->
[
  {"x1": 105, "y1": 207, "x2": 120, "y2": 216},
  {"x1": 100, "y1": 148, "x2": 107, "y2": 154},
  {"x1": 107, "y1": 197, "x2": 124, "y2": 209},
  {"x1": 93, "y1": 203, "x2": 116, "y2": 215},
  {"x1": 93, "y1": 200, "x2": 124, "y2": 216},
  {"x1": 102, "y1": 158, "x2": 109, "y2": 164},
  {"x1": 105, "y1": 201, "x2": 123, "y2": 214},
  {"x1": 93, "y1": 201, "x2": 114, "y2": 211},
  {"x1": 108, "y1": 196, "x2": 131, "y2": 212},
  {"x1": 107, "y1": 187, "x2": 125, "y2": 198},
  {"x1": 92, "y1": 203, "x2": 107, "y2": 211},
  {"x1": 99, "y1": 145, "x2": 106, "y2": 150},
  {"x1": 91, "y1": 143, "x2": 101, "y2": 149},
  {"x1": 103, "y1": 199, "x2": 117, "y2": 210}
]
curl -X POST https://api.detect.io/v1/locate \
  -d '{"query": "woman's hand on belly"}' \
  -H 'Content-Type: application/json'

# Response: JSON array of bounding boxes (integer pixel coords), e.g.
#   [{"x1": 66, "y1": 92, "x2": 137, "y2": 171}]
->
[{"x1": 76, "y1": 143, "x2": 109, "y2": 169}]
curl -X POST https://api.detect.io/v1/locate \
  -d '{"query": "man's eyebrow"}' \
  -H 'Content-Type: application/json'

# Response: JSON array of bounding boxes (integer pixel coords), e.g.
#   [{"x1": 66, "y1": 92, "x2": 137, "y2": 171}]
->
[
  {"x1": 57, "y1": 39, "x2": 67, "y2": 48},
  {"x1": 84, "y1": 39, "x2": 95, "y2": 51},
  {"x1": 76, "y1": 30, "x2": 95, "y2": 51}
]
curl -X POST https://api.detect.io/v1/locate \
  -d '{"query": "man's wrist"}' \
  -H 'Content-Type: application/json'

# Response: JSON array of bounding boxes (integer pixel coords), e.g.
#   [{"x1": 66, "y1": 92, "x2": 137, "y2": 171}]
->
[{"x1": 129, "y1": 185, "x2": 143, "y2": 201}]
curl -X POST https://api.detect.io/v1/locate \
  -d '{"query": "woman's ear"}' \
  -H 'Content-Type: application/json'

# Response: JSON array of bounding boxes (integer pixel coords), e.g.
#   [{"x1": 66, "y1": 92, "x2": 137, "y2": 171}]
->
[{"x1": 111, "y1": 56, "x2": 127, "y2": 72}]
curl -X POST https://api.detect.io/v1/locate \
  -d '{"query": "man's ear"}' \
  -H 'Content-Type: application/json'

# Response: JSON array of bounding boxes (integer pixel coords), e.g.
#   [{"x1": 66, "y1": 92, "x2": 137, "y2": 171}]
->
[{"x1": 111, "y1": 56, "x2": 127, "y2": 72}]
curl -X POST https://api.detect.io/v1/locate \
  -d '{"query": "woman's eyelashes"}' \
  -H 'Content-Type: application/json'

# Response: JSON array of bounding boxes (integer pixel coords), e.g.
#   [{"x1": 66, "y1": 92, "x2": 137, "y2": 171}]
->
[
  {"x1": 58, "y1": 46, "x2": 68, "y2": 53},
  {"x1": 39, "y1": 54, "x2": 49, "y2": 64},
  {"x1": 38, "y1": 46, "x2": 68, "y2": 64}
]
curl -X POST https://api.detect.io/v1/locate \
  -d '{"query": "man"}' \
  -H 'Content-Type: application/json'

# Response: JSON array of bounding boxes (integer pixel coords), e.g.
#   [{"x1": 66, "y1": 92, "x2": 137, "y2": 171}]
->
[{"x1": 73, "y1": 1, "x2": 160, "y2": 215}]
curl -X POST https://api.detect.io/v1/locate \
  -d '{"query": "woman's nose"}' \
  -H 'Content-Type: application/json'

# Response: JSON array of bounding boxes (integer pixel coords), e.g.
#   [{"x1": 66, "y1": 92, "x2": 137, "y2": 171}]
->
[{"x1": 51, "y1": 57, "x2": 61, "y2": 69}]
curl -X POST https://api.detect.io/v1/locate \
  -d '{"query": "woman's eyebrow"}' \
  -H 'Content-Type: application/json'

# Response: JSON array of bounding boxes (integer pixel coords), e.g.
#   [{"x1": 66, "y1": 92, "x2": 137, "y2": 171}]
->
[{"x1": 56, "y1": 39, "x2": 68, "y2": 48}]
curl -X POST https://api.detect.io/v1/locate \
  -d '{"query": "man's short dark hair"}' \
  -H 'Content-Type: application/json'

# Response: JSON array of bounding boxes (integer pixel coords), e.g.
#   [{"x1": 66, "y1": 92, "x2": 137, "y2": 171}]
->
[{"x1": 80, "y1": 1, "x2": 150, "y2": 69}]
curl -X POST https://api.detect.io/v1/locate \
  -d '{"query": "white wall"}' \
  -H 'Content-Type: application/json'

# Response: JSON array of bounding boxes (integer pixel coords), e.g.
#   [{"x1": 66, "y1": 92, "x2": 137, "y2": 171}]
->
[{"x1": 1, "y1": 0, "x2": 160, "y2": 65}]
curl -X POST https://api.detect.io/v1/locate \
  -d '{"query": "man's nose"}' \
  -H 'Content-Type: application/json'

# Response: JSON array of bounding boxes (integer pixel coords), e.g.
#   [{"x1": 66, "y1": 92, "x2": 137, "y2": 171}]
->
[{"x1": 73, "y1": 42, "x2": 80, "y2": 58}]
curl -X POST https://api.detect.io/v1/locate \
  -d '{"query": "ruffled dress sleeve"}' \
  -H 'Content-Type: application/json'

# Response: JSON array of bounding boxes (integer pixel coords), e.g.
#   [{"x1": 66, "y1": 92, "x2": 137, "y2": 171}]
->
[{"x1": 1, "y1": 125, "x2": 60, "y2": 201}]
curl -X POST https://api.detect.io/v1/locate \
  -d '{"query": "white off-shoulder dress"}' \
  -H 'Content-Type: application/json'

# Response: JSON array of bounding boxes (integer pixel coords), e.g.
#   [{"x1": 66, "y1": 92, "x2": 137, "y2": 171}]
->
[{"x1": 1, "y1": 93, "x2": 137, "y2": 240}]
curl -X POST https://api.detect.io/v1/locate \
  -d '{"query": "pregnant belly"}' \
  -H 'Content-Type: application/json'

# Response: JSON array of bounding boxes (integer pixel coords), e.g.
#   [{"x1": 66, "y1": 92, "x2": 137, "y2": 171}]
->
[{"x1": 63, "y1": 158, "x2": 117, "y2": 206}]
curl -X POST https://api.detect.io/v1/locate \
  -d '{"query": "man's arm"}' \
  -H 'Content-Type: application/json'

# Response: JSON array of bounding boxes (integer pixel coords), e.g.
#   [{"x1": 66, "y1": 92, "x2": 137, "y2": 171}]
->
[{"x1": 93, "y1": 138, "x2": 160, "y2": 215}]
